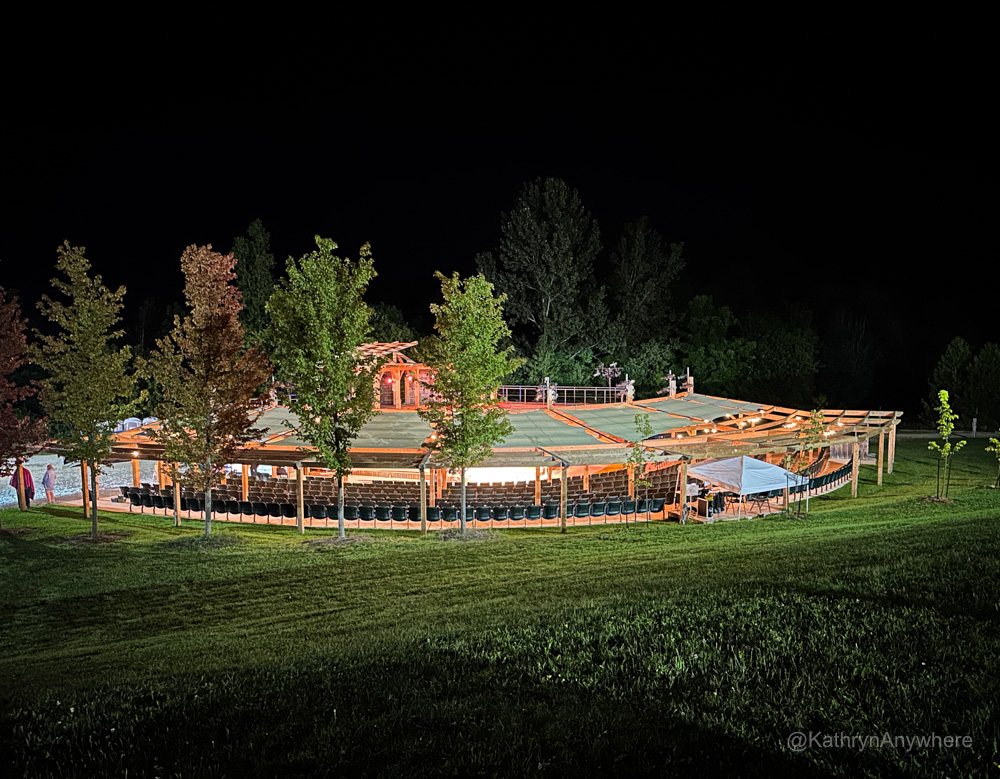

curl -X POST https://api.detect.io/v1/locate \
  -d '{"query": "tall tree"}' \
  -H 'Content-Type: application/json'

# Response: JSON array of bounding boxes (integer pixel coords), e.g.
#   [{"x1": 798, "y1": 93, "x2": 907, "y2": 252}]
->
[
  {"x1": 231, "y1": 219, "x2": 276, "y2": 344},
  {"x1": 969, "y1": 342, "x2": 1000, "y2": 431},
  {"x1": 676, "y1": 295, "x2": 755, "y2": 398},
  {"x1": 419, "y1": 272, "x2": 522, "y2": 532},
  {"x1": 0, "y1": 282, "x2": 46, "y2": 516},
  {"x1": 146, "y1": 244, "x2": 272, "y2": 535},
  {"x1": 32, "y1": 242, "x2": 136, "y2": 537},
  {"x1": 369, "y1": 302, "x2": 418, "y2": 344},
  {"x1": 268, "y1": 238, "x2": 382, "y2": 538},
  {"x1": 923, "y1": 337, "x2": 973, "y2": 425},
  {"x1": 610, "y1": 216, "x2": 685, "y2": 348},
  {"x1": 477, "y1": 177, "x2": 605, "y2": 383}
]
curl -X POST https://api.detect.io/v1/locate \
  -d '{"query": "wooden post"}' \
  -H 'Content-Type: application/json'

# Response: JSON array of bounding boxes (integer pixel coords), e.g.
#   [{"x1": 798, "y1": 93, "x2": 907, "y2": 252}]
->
[
  {"x1": 296, "y1": 463, "x2": 305, "y2": 534},
  {"x1": 131, "y1": 458, "x2": 140, "y2": 487},
  {"x1": 877, "y1": 429, "x2": 885, "y2": 486},
  {"x1": 680, "y1": 459, "x2": 688, "y2": 524},
  {"x1": 560, "y1": 464, "x2": 568, "y2": 533},
  {"x1": 157, "y1": 460, "x2": 166, "y2": 492},
  {"x1": 582, "y1": 465, "x2": 590, "y2": 493},
  {"x1": 429, "y1": 468, "x2": 436, "y2": 507},
  {"x1": 851, "y1": 440, "x2": 860, "y2": 498},
  {"x1": 393, "y1": 372, "x2": 401, "y2": 409},
  {"x1": 241, "y1": 464, "x2": 249, "y2": 501},
  {"x1": 14, "y1": 458, "x2": 27, "y2": 511},
  {"x1": 419, "y1": 466, "x2": 428, "y2": 535},
  {"x1": 627, "y1": 466, "x2": 635, "y2": 499},
  {"x1": 887, "y1": 422, "x2": 897, "y2": 474},
  {"x1": 534, "y1": 467, "x2": 541, "y2": 505},
  {"x1": 81, "y1": 461, "x2": 90, "y2": 518}
]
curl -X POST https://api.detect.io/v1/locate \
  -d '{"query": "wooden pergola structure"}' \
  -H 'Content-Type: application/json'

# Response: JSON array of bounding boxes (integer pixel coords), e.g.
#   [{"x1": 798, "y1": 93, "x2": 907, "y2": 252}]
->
[{"x1": 97, "y1": 387, "x2": 901, "y2": 531}]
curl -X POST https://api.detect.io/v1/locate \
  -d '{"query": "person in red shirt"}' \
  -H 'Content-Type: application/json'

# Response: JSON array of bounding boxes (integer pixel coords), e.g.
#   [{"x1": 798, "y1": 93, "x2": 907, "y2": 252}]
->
[{"x1": 9, "y1": 467, "x2": 35, "y2": 508}]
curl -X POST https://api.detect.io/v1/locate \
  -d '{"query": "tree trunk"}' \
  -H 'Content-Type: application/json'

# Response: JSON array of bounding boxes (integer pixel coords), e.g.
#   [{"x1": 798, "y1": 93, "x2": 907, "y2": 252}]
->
[
  {"x1": 945, "y1": 457, "x2": 953, "y2": 498},
  {"x1": 14, "y1": 458, "x2": 27, "y2": 512},
  {"x1": 203, "y1": 454, "x2": 212, "y2": 536},
  {"x1": 89, "y1": 460, "x2": 99, "y2": 539},
  {"x1": 460, "y1": 467, "x2": 467, "y2": 533},
  {"x1": 80, "y1": 460, "x2": 90, "y2": 519},
  {"x1": 337, "y1": 474, "x2": 346, "y2": 539}
]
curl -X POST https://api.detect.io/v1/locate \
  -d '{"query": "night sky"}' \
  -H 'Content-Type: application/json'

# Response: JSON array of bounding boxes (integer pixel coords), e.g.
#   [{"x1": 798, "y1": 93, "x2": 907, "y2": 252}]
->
[{"x1": 2, "y1": 27, "x2": 991, "y2": 416}]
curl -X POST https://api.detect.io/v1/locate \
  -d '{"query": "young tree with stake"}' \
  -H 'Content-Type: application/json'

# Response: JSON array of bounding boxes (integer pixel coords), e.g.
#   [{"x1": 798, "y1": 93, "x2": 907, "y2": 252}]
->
[
  {"x1": 145, "y1": 244, "x2": 272, "y2": 536},
  {"x1": 267, "y1": 238, "x2": 381, "y2": 538},
  {"x1": 33, "y1": 242, "x2": 135, "y2": 537},
  {"x1": 419, "y1": 272, "x2": 522, "y2": 532}
]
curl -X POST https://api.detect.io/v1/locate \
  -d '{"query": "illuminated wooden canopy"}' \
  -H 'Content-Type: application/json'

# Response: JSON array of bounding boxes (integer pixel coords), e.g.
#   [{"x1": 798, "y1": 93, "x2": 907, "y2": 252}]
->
[{"x1": 106, "y1": 391, "x2": 901, "y2": 471}]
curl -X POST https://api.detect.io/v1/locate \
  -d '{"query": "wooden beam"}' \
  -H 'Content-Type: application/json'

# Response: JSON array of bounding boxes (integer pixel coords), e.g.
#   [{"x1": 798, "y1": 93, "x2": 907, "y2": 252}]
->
[
  {"x1": 582, "y1": 465, "x2": 589, "y2": 492},
  {"x1": 877, "y1": 429, "x2": 885, "y2": 486},
  {"x1": 888, "y1": 422, "x2": 897, "y2": 474},
  {"x1": 851, "y1": 440, "x2": 860, "y2": 498},
  {"x1": 157, "y1": 460, "x2": 165, "y2": 492},
  {"x1": 241, "y1": 464, "x2": 249, "y2": 502},
  {"x1": 296, "y1": 463, "x2": 305, "y2": 534},
  {"x1": 534, "y1": 467, "x2": 541, "y2": 505},
  {"x1": 627, "y1": 466, "x2": 635, "y2": 498},
  {"x1": 560, "y1": 464, "x2": 568, "y2": 533},
  {"x1": 680, "y1": 459, "x2": 688, "y2": 524},
  {"x1": 131, "y1": 458, "x2": 140, "y2": 488}
]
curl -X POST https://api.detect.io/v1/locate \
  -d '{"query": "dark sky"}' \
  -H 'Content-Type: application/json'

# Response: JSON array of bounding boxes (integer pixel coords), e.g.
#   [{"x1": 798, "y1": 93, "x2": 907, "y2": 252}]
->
[{"x1": 1, "y1": 27, "x2": 992, "y2": 415}]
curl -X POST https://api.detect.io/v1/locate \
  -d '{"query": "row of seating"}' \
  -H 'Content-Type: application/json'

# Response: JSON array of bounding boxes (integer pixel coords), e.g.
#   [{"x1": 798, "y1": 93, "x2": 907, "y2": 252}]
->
[{"x1": 124, "y1": 489, "x2": 672, "y2": 523}]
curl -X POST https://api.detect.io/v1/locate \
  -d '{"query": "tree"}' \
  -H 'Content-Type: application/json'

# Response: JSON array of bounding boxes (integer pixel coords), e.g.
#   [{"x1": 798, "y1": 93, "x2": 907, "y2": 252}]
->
[
  {"x1": 676, "y1": 295, "x2": 755, "y2": 397},
  {"x1": 625, "y1": 413, "x2": 654, "y2": 523},
  {"x1": 145, "y1": 244, "x2": 272, "y2": 535},
  {"x1": 969, "y1": 343, "x2": 1000, "y2": 431},
  {"x1": 985, "y1": 437, "x2": 1000, "y2": 489},
  {"x1": 610, "y1": 217, "x2": 684, "y2": 348},
  {"x1": 922, "y1": 337, "x2": 972, "y2": 425},
  {"x1": 369, "y1": 302, "x2": 418, "y2": 344},
  {"x1": 268, "y1": 238, "x2": 382, "y2": 538},
  {"x1": 419, "y1": 272, "x2": 522, "y2": 532},
  {"x1": 231, "y1": 219, "x2": 276, "y2": 344},
  {"x1": 927, "y1": 389, "x2": 965, "y2": 499},
  {"x1": 32, "y1": 242, "x2": 136, "y2": 537},
  {"x1": 477, "y1": 177, "x2": 606, "y2": 383},
  {"x1": 0, "y1": 282, "x2": 46, "y2": 517}
]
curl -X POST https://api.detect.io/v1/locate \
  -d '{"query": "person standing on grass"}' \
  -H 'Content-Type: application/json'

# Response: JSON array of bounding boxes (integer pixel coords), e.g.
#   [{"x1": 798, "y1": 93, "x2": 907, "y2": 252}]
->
[
  {"x1": 42, "y1": 463, "x2": 57, "y2": 504},
  {"x1": 10, "y1": 467, "x2": 35, "y2": 508}
]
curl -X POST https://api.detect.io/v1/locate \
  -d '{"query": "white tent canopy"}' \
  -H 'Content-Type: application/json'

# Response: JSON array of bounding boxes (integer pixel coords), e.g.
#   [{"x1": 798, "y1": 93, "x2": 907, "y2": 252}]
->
[{"x1": 687, "y1": 456, "x2": 807, "y2": 495}]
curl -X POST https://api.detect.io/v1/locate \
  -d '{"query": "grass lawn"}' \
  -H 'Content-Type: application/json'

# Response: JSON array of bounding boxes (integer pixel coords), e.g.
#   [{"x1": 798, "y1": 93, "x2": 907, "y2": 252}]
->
[{"x1": 2, "y1": 439, "x2": 999, "y2": 777}]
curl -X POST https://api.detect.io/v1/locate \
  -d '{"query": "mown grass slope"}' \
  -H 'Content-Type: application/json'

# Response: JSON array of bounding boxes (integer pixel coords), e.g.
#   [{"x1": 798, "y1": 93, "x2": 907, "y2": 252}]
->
[{"x1": 2, "y1": 439, "x2": 998, "y2": 777}]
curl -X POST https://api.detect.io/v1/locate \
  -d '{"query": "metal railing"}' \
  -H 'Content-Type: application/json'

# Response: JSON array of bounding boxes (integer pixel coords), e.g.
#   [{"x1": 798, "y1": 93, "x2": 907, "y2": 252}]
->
[{"x1": 499, "y1": 385, "x2": 625, "y2": 405}]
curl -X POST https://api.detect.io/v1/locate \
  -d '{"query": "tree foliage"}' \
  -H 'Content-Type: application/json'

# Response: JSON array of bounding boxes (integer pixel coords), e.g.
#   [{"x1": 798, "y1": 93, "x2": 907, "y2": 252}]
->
[
  {"x1": 0, "y1": 282, "x2": 46, "y2": 479},
  {"x1": 986, "y1": 437, "x2": 1000, "y2": 489},
  {"x1": 32, "y1": 242, "x2": 136, "y2": 535},
  {"x1": 268, "y1": 238, "x2": 381, "y2": 538},
  {"x1": 610, "y1": 216, "x2": 684, "y2": 348},
  {"x1": 419, "y1": 272, "x2": 522, "y2": 531},
  {"x1": 675, "y1": 295, "x2": 755, "y2": 397},
  {"x1": 927, "y1": 389, "x2": 965, "y2": 498},
  {"x1": 969, "y1": 342, "x2": 1000, "y2": 431},
  {"x1": 369, "y1": 302, "x2": 418, "y2": 344},
  {"x1": 478, "y1": 178, "x2": 606, "y2": 382},
  {"x1": 231, "y1": 219, "x2": 276, "y2": 344},
  {"x1": 145, "y1": 244, "x2": 272, "y2": 534},
  {"x1": 923, "y1": 337, "x2": 973, "y2": 425}
]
